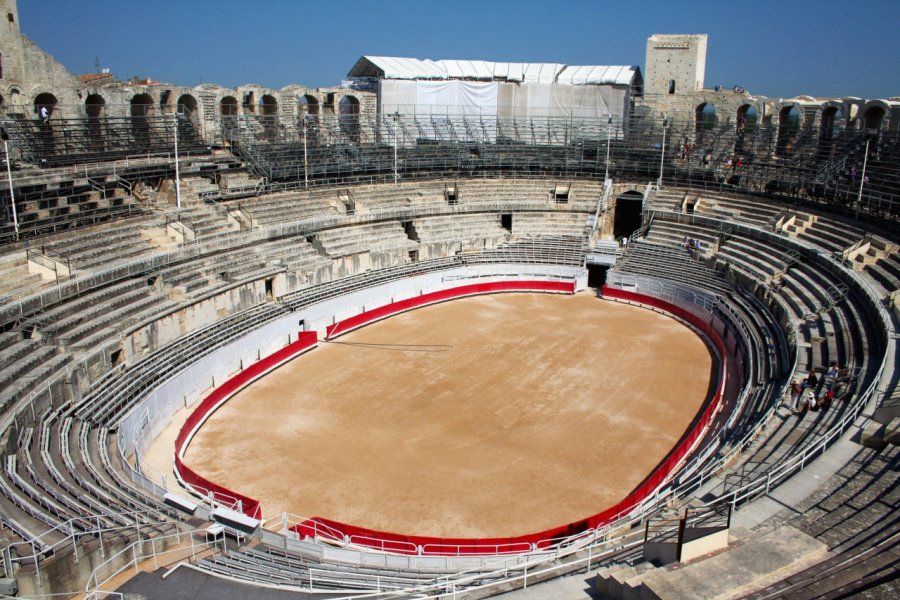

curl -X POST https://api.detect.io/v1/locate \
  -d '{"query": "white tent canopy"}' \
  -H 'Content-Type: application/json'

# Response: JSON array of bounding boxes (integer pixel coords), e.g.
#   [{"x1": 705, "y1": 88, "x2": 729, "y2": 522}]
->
[
  {"x1": 350, "y1": 56, "x2": 640, "y2": 86},
  {"x1": 557, "y1": 65, "x2": 638, "y2": 86}
]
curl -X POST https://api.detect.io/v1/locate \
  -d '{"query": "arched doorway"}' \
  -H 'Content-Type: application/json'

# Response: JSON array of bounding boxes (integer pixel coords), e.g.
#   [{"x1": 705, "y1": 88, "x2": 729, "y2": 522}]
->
[
  {"x1": 260, "y1": 94, "x2": 278, "y2": 139},
  {"x1": 85, "y1": 94, "x2": 106, "y2": 150},
  {"x1": 339, "y1": 95, "x2": 360, "y2": 143},
  {"x1": 819, "y1": 106, "x2": 843, "y2": 141},
  {"x1": 131, "y1": 93, "x2": 155, "y2": 147},
  {"x1": 7, "y1": 89, "x2": 22, "y2": 116},
  {"x1": 735, "y1": 104, "x2": 758, "y2": 155},
  {"x1": 776, "y1": 105, "x2": 801, "y2": 156},
  {"x1": 862, "y1": 105, "x2": 885, "y2": 132},
  {"x1": 298, "y1": 95, "x2": 319, "y2": 144},
  {"x1": 736, "y1": 104, "x2": 758, "y2": 133},
  {"x1": 695, "y1": 102, "x2": 717, "y2": 145},
  {"x1": 34, "y1": 92, "x2": 58, "y2": 122},
  {"x1": 220, "y1": 96, "x2": 238, "y2": 117},
  {"x1": 613, "y1": 190, "x2": 644, "y2": 238},
  {"x1": 220, "y1": 96, "x2": 239, "y2": 142},
  {"x1": 177, "y1": 94, "x2": 198, "y2": 118}
]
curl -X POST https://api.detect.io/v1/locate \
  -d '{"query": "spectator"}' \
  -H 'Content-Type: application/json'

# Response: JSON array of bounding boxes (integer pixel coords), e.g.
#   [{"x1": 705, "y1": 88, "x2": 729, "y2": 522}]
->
[
  {"x1": 806, "y1": 368, "x2": 819, "y2": 389},
  {"x1": 789, "y1": 382, "x2": 802, "y2": 412},
  {"x1": 39, "y1": 105, "x2": 49, "y2": 125}
]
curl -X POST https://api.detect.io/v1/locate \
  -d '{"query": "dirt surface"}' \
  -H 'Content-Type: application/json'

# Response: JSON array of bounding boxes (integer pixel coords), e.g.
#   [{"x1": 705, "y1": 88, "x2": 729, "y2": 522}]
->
[{"x1": 178, "y1": 292, "x2": 712, "y2": 538}]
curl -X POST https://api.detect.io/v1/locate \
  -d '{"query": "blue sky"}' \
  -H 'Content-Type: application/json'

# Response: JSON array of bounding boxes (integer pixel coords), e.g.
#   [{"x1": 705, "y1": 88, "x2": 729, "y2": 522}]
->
[{"x1": 19, "y1": 0, "x2": 900, "y2": 100}]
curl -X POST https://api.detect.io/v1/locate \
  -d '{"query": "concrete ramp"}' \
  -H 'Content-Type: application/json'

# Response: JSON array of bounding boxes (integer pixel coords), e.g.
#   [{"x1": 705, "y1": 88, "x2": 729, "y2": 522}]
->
[{"x1": 630, "y1": 526, "x2": 827, "y2": 600}]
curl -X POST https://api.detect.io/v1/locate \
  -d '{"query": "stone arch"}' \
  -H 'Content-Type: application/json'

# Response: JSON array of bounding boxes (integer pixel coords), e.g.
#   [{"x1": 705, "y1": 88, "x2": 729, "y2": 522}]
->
[
  {"x1": 260, "y1": 94, "x2": 278, "y2": 139},
  {"x1": 130, "y1": 93, "x2": 155, "y2": 117},
  {"x1": 177, "y1": 93, "x2": 198, "y2": 116},
  {"x1": 776, "y1": 104, "x2": 801, "y2": 156},
  {"x1": 695, "y1": 102, "x2": 716, "y2": 144},
  {"x1": 339, "y1": 95, "x2": 361, "y2": 143},
  {"x1": 220, "y1": 96, "x2": 239, "y2": 116},
  {"x1": 7, "y1": 88, "x2": 22, "y2": 115},
  {"x1": 860, "y1": 101, "x2": 887, "y2": 132},
  {"x1": 177, "y1": 93, "x2": 199, "y2": 129},
  {"x1": 33, "y1": 92, "x2": 58, "y2": 121},
  {"x1": 736, "y1": 104, "x2": 758, "y2": 132},
  {"x1": 259, "y1": 94, "x2": 278, "y2": 116},
  {"x1": 85, "y1": 93, "x2": 106, "y2": 118},
  {"x1": 130, "y1": 93, "x2": 155, "y2": 147},
  {"x1": 298, "y1": 94, "x2": 319, "y2": 117},
  {"x1": 85, "y1": 94, "x2": 107, "y2": 149},
  {"x1": 819, "y1": 102, "x2": 844, "y2": 141}
]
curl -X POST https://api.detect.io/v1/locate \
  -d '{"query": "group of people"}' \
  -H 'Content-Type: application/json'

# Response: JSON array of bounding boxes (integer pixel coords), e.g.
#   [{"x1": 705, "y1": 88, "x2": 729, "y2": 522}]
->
[
  {"x1": 682, "y1": 236, "x2": 702, "y2": 251},
  {"x1": 723, "y1": 156, "x2": 744, "y2": 171},
  {"x1": 788, "y1": 361, "x2": 851, "y2": 414}
]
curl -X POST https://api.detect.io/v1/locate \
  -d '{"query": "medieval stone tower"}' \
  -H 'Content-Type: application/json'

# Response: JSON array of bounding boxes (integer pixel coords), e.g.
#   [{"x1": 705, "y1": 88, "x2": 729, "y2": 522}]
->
[
  {"x1": 644, "y1": 34, "x2": 708, "y2": 97},
  {"x1": 0, "y1": 0, "x2": 82, "y2": 114}
]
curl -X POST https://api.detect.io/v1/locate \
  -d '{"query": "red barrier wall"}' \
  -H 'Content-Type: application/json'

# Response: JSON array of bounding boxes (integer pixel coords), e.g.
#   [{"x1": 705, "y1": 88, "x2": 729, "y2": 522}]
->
[
  {"x1": 325, "y1": 280, "x2": 575, "y2": 339},
  {"x1": 291, "y1": 285, "x2": 728, "y2": 554},
  {"x1": 174, "y1": 331, "x2": 318, "y2": 519}
]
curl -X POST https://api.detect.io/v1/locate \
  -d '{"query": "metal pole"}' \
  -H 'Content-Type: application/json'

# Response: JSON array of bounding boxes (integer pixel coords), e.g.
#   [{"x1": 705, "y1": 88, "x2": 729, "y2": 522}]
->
[
  {"x1": 658, "y1": 119, "x2": 667, "y2": 190},
  {"x1": 393, "y1": 113, "x2": 399, "y2": 188},
  {"x1": 856, "y1": 137, "x2": 870, "y2": 218},
  {"x1": 3, "y1": 140, "x2": 18, "y2": 237},
  {"x1": 303, "y1": 118, "x2": 309, "y2": 190},
  {"x1": 173, "y1": 113, "x2": 182, "y2": 210},
  {"x1": 604, "y1": 117, "x2": 612, "y2": 181}
]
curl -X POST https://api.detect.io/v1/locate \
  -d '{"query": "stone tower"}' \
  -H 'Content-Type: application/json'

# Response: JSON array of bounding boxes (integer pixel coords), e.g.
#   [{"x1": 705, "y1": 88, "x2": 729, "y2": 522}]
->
[
  {"x1": 0, "y1": 0, "x2": 83, "y2": 114},
  {"x1": 644, "y1": 34, "x2": 708, "y2": 97}
]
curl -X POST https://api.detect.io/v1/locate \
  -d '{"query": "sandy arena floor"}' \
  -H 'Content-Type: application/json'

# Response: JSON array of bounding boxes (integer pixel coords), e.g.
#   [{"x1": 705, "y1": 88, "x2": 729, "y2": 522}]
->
[{"x1": 169, "y1": 292, "x2": 713, "y2": 538}]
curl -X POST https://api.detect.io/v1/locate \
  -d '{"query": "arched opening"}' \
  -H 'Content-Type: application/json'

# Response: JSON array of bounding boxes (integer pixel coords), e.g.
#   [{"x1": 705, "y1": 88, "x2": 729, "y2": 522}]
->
[
  {"x1": 176, "y1": 94, "x2": 199, "y2": 136},
  {"x1": 862, "y1": 106, "x2": 885, "y2": 132},
  {"x1": 260, "y1": 94, "x2": 278, "y2": 116},
  {"x1": 695, "y1": 102, "x2": 716, "y2": 144},
  {"x1": 339, "y1": 95, "x2": 360, "y2": 143},
  {"x1": 34, "y1": 92, "x2": 58, "y2": 123},
  {"x1": 776, "y1": 105, "x2": 801, "y2": 156},
  {"x1": 613, "y1": 190, "x2": 644, "y2": 238},
  {"x1": 736, "y1": 104, "x2": 758, "y2": 133},
  {"x1": 7, "y1": 89, "x2": 22, "y2": 116},
  {"x1": 298, "y1": 95, "x2": 319, "y2": 144},
  {"x1": 299, "y1": 94, "x2": 319, "y2": 117},
  {"x1": 220, "y1": 96, "x2": 239, "y2": 142},
  {"x1": 85, "y1": 94, "x2": 106, "y2": 150},
  {"x1": 734, "y1": 104, "x2": 758, "y2": 155},
  {"x1": 260, "y1": 94, "x2": 278, "y2": 139},
  {"x1": 220, "y1": 96, "x2": 238, "y2": 116},
  {"x1": 131, "y1": 93, "x2": 155, "y2": 147},
  {"x1": 177, "y1": 94, "x2": 197, "y2": 117},
  {"x1": 819, "y1": 106, "x2": 843, "y2": 141}
]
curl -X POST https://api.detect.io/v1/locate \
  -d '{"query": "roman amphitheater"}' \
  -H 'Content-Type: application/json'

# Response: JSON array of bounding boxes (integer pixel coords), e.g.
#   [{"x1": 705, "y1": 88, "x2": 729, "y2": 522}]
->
[{"x1": 0, "y1": 1, "x2": 897, "y2": 598}]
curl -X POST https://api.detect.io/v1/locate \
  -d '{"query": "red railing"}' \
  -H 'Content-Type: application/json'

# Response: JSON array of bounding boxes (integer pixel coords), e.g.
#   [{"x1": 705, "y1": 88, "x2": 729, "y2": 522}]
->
[{"x1": 174, "y1": 331, "x2": 319, "y2": 520}]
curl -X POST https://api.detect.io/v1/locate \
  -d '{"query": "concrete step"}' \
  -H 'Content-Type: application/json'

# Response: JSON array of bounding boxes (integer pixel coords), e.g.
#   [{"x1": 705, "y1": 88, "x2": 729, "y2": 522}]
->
[{"x1": 634, "y1": 526, "x2": 827, "y2": 600}]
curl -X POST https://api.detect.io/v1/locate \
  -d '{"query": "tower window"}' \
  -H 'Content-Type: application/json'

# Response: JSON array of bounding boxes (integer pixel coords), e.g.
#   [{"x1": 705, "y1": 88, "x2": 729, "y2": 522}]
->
[
  {"x1": 7, "y1": 13, "x2": 14, "y2": 23},
  {"x1": 668, "y1": 79, "x2": 676, "y2": 95}
]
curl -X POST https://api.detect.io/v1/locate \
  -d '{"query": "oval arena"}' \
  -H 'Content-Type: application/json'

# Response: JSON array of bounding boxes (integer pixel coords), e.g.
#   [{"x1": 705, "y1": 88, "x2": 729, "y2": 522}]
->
[
  {"x1": 177, "y1": 292, "x2": 715, "y2": 540},
  {"x1": 0, "y1": 5, "x2": 897, "y2": 598}
]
